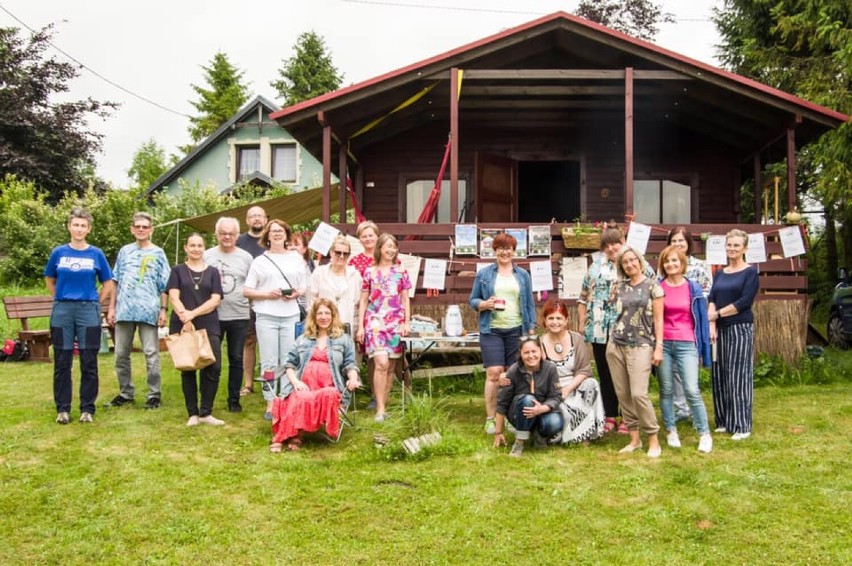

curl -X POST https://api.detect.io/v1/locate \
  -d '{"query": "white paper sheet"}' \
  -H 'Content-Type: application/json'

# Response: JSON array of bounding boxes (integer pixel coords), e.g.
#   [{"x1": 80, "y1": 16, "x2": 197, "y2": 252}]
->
[
  {"x1": 625, "y1": 221, "x2": 651, "y2": 255},
  {"x1": 705, "y1": 236, "x2": 727, "y2": 265},
  {"x1": 745, "y1": 233, "x2": 767, "y2": 264},
  {"x1": 397, "y1": 253, "x2": 422, "y2": 298},
  {"x1": 307, "y1": 222, "x2": 340, "y2": 256},
  {"x1": 779, "y1": 225, "x2": 806, "y2": 258},
  {"x1": 559, "y1": 256, "x2": 588, "y2": 300},
  {"x1": 422, "y1": 258, "x2": 447, "y2": 290},
  {"x1": 529, "y1": 260, "x2": 554, "y2": 292}
]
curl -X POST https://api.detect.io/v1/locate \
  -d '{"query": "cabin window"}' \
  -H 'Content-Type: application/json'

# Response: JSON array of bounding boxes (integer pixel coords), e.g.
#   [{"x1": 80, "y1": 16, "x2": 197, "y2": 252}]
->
[
  {"x1": 634, "y1": 179, "x2": 691, "y2": 224},
  {"x1": 237, "y1": 146, "x2": 261, "y2": 180},
  {"x1": 272, "y1": 144, "x2": 297, "y2": 182},
  {"x1": 405, "y1": 180, "x2": 468, "y2": 223}
]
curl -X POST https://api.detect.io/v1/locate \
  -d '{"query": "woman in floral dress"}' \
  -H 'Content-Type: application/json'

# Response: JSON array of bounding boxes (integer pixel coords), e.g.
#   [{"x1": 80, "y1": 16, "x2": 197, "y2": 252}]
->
[{"x1": 356, "y1": 233, "x2": 411, "y2": 422}]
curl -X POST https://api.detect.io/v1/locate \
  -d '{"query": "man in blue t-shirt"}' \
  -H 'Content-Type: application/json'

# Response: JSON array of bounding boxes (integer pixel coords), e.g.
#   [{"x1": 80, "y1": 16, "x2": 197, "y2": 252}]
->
[
  {"x1": 106, "y1": 212, "x2": 171, "y2": 410},
  {"x1": 44, "y1": 207, "x2": 114, "y2": 424}
]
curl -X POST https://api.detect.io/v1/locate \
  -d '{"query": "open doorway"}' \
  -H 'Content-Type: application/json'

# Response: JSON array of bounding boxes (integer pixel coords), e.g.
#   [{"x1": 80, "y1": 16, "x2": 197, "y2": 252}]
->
[{"x1": 518, "y1": 161, "x2": 581, "y2": 223}]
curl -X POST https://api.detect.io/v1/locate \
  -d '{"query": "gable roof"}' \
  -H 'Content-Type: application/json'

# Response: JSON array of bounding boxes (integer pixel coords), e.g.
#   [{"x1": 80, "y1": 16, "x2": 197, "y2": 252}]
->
[
  {"x1": 144, "y1": 95, "x2": 281, "y2": 196},
  {"x1": 271, "y1": 11, "x2": 846, "y2": 159}
]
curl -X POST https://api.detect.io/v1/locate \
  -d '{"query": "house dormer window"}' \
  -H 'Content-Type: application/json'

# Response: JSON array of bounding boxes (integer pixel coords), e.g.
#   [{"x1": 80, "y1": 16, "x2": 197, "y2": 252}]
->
[{"x1": 237, "y1": 145, "x2": 261, "y2": 180}]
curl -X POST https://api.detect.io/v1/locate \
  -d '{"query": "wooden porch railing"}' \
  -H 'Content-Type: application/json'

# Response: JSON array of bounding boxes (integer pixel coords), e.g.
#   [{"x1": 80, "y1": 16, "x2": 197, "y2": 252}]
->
[{"x1": 333, "y1": 222, "x2": 809, "y2": 307}]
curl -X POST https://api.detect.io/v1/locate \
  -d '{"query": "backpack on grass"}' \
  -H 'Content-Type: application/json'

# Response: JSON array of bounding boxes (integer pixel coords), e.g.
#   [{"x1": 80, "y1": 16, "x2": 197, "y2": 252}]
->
[{"x1": 1, "y1": 339, "x2": 29, "y2": 362}]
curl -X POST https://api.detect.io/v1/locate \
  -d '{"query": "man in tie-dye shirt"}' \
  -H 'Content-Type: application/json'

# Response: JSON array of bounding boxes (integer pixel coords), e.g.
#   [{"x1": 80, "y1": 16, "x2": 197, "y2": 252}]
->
[{"x1": 106, "y1": 212, "x2": 171, "y2": 410}]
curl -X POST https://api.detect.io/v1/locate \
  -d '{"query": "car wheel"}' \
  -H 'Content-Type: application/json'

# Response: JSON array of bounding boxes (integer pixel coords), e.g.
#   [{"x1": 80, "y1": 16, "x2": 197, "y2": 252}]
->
[{"x1": 827, "y1": 314, "x2": 850, "y2": 349}]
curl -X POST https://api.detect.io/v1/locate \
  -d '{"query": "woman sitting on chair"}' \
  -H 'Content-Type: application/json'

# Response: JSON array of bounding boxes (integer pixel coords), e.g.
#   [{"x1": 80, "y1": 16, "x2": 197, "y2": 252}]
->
[{"x1": 270, "y1": 298, "x2": 362, "y2": 452}]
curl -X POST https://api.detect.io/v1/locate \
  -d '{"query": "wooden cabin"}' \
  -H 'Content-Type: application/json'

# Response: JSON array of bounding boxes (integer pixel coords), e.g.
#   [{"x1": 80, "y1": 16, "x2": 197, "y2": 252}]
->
[{"x1": 271, "y1": 12, "x2": 847, "y2": 362}]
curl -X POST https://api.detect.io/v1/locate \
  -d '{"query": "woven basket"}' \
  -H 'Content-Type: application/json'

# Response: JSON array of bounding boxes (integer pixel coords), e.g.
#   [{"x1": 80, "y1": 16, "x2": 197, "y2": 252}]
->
[{"x1": 561, "y1": 227, "x2": 601, "y2": 250}]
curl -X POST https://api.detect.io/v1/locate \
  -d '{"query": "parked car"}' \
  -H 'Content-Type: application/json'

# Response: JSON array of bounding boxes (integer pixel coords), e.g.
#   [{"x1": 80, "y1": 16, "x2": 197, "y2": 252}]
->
[{"x1": 827, "y1": 268, "x2": 852, "y2": 349}]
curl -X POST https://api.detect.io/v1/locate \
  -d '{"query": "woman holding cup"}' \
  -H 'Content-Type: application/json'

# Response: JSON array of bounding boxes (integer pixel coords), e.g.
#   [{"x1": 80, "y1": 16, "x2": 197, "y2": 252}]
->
[{"x1": 469, "y1": 232, "x2": 537, "y2": 435}]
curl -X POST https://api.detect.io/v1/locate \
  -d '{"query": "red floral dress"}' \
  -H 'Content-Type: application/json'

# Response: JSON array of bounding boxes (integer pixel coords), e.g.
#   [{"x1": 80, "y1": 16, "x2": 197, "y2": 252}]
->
[{"x1": 271, "y1": 348, "x2": 342, "y2": 443}]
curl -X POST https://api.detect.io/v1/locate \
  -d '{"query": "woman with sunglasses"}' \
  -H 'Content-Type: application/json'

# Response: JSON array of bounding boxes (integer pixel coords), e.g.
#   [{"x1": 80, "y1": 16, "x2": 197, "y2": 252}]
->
[
  {"x1": 493, "y1": 335, "x2": 563, "y2": 457},
  {"x1": 606, "y1": 246, "x2": 664, "y2": 458},
  {"x1": 469, "y1": 232, "x2": 537, "y2": 435},
  {"x1": 310, "y1": 235, "x2": 361, "y2": 330}
]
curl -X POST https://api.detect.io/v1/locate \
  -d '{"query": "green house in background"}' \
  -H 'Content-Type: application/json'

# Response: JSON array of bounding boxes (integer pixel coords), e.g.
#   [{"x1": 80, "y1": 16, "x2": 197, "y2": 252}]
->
[{"x1": 145, "y1": 95, "x2": 324, "y2": 196}]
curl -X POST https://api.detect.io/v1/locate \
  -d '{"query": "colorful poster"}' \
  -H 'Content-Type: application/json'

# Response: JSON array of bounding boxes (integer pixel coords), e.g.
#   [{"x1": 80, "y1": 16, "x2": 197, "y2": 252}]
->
[
  {"x1": 479, "y1": 229, "x2": 501, "y2": 258},
  {"x1": 506, "y1": 228, "x2": 528, "y2": 258},
  {"x1": 528, "y1": 226, "x2": 552, "y2": 256},
  {"x1": 454, "y1": 224, "x2": 478, "y2": 255}
]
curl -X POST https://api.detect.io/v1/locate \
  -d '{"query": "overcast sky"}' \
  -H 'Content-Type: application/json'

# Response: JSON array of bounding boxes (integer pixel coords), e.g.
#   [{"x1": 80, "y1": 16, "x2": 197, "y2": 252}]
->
[{"x1": 1, "y1": 0, "x2": 723, "y2": 187}]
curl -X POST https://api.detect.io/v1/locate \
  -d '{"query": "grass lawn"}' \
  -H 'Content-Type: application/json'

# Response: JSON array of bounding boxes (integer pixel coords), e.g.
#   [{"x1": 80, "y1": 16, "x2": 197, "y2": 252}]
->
[{"x1": 0, "y1": 350, "x2": 849, "y2": 565}]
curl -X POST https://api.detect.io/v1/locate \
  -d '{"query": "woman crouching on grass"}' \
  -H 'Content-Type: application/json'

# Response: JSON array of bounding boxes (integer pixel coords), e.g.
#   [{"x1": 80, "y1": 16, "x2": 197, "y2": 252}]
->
[{"x1": 493, "y1": 335, "x2": 563, "y2": 457}]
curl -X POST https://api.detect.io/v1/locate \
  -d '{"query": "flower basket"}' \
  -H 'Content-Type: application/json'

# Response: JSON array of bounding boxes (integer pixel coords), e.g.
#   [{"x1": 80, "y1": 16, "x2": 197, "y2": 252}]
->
[{"x1": 561, "y1": 227, "x2": 601, "y2": 250}]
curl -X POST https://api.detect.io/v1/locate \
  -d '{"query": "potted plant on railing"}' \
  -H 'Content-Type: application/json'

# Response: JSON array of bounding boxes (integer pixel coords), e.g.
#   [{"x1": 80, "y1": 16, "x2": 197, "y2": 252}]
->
[{"x1": 561, "y1": 219, "x2": 603, "y2": 250}]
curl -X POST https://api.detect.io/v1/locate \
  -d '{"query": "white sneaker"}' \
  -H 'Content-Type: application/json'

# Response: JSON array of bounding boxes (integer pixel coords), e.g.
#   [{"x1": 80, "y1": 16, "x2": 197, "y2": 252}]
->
[
  {"x1": 198, "y1": 415, "x2": 225, "y2": 426},
  {"x1": 698, "y1": 434, "x2": 713, "y2": 453},
  {"x1": 731, "y1": 432, "x2": 751, "y2": 441},
  {"x1": 79, "y1": 412, "x2": 93, "y2": 423},
  {"x1": 186, "y1": 415, "x2": 200, "y2": 427},
  {"x1": 647, "y1": 445, "x2": 662, "y2": 458},
  {"x1": 714, "y1": 426, "x2": 727, "y2": 433},
  {"x1": 666, "y1": 430, "x2": 681, "y2": 448},
  {"x1": 618, "y1": 442, "x2": 643, "y2": 454}
]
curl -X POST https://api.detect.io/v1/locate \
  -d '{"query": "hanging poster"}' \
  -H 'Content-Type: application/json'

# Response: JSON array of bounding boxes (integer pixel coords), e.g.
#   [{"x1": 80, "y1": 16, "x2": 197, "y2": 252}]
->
[
  {"x1": 779, "y1": 225, "x2": 806, "y2": 258},
  {"x1": 705, "y1": 236, "x2": 727, "y2": 265},
  {"x1": 506, "y1": 228, "x2": 528, "y2": 258},
  {"x1": 398, "y1": 253, "x2": 422, "y2": 298},
  {"x1": 479, "y1": 229, "x2": 501, "y2": 258},
  {"x1": 422, "y1": 258, "x2": 447, "y2": 290},
  {"x1": 745, "y1": 233, "x2": 767, "y2": 264},
  {"x1": 528, "y1": 226, "x2": 552, "y2": 256},
  {"x1": 625, "y1": 221, "x2": 651, "y2": 255},
  {"x1": 307, "y1": 222, "x2": 340, "y2": 256},
  {"x1": 454, "y1": 224, "x2": 478, "y2": 255},
  {"x1": 529, "y1": 260, "x2": 554, "y2": 292},
  {"x1": 559, "y1": 256, "x2": 588, "y2": 300}
]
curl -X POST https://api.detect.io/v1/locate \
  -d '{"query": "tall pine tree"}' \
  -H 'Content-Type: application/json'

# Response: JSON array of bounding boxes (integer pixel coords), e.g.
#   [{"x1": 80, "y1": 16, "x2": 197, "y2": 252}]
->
[
  {"x1": 187, "y1": 52, "x2": 249, "y2": 143},
  {"x1": 271, "y1": 31, "x2": 343, "y2": 106}
]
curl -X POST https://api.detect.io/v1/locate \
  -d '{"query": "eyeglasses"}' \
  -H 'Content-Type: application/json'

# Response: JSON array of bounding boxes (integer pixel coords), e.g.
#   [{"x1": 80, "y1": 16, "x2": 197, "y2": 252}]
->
[
  {"x1": 332, "y1": 250, "x2": 350, "y2": 257},
  {"x1": 132, "y1": 225, "x2": 152, "y2": 230},
  {"x1": 268, "y1": 229, "x2": 287, "y2": 234},
  {"x1": 217, "y1": 232, "x2": 237, "y2": 237}
]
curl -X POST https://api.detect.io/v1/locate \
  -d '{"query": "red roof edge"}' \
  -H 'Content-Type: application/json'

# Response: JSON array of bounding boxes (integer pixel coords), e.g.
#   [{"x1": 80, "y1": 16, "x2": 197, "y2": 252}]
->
[{"x1": 270, "y1": 11, "x2": 847, "y2": 124}]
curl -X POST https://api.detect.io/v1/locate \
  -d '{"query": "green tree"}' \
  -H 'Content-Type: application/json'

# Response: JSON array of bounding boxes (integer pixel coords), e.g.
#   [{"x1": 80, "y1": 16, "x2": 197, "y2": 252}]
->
[
  {"x1": 127, "y1": 138, "x2": 169, "y2": 190},
  {"x1": 0, "y1": 25, "x2": 116, "y2": 201},
  {"x1": 187, "y1": 52, "x2": 249, "y2": 144},
  {"x1": 271, "y1": 31, "x2": 343, "y2": 106},
  {"x1": 575, "y1": 0, "x2": 674, "y2": 40},
  {"x1": 714, "y1": 1, "x2": 852, "y2": 278}
]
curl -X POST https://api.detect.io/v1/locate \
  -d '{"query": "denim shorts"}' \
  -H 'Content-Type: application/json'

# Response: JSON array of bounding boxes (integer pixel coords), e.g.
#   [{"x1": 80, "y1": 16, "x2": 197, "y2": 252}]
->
[{"x1": 479, "y1": 326, "x2": 522, "y2": 368}]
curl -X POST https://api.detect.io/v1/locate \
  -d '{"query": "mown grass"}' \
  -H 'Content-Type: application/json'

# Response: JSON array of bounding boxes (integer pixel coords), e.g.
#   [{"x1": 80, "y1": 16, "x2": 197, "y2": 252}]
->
[{"x1": 0, "y1": 349, "x2": 850, "y2": 565}]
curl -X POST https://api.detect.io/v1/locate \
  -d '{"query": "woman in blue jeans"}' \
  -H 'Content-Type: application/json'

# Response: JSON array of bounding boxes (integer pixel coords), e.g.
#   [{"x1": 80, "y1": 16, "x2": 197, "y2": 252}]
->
[
  {"x1": 493, "y1": 336, "x2": 563, "y2": 457},
  {"x1": 469, "y1": 232, "x2": 537, "y2": 435},
  {"x1": 657, "y1": 245, "x2": 713, "y2": 453}
]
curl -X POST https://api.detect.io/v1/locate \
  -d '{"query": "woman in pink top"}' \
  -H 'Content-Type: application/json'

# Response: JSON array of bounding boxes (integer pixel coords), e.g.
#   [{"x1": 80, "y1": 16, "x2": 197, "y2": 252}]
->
[{"x1": 657, "y1": 245, "x2": 713, "y2": 454}]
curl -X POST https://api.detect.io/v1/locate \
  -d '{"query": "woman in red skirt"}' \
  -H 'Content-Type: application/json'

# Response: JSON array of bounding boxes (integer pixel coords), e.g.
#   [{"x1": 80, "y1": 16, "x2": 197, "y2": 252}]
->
[{"x1": 270, "y1": 298, "x2": 362, "y2": 452}]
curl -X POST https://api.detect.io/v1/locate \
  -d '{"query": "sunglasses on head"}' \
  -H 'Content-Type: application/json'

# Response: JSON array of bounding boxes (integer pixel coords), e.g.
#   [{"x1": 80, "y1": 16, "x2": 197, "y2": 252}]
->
[{"x1": 519, "y1": 335, "x2": 540, "y2": 344}]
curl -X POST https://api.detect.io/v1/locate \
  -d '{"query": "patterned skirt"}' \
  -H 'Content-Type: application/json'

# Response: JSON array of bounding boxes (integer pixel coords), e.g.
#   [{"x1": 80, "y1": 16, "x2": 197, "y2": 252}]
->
[{"x1": 553, "y1": 378, "x2": 606, "y2": 445}]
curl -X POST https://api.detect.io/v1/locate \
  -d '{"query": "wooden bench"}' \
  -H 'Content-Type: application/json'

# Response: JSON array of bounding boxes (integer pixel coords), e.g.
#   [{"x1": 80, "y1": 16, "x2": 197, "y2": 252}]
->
[{"x1": 3, "y1": 296, "x2": 110, "y2": 362}]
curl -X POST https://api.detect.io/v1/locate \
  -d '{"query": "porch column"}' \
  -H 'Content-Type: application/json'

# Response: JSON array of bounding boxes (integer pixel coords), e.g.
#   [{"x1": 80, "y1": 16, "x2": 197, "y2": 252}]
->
[
  {"x1": 339, "y1": 142, "x2": 348, "y2": 220},
  {"x1": 450, "y1": 67, "x2": 460, "y2": 222},
  {"x1": 322, "y1": 124, "x2": 332, "y2": 222},
  {"x1": 753, "y1": 153, "x2": 762, "y2": 222},
  {"x1": 786, "y1": 127, "x2": 796, "y2": 212},
  {"x1": 624, "y1": 67, "x2": 634, "y2": 217}
]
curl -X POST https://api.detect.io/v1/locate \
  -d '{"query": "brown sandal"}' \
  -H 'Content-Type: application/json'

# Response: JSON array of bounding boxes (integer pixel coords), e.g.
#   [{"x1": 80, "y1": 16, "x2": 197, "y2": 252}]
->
[
  {"x1": 269, "y1": 442, "x2": 283, "y2": 453},
  {"x1": 286, "y1": 438, "x2": 303, "y2": 451}
]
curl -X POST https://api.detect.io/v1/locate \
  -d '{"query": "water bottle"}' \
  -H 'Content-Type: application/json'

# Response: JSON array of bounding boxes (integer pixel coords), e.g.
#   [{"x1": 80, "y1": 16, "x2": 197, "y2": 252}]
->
[{"x1": 444, "y1": 305, "x2": 463, "y2": 337}]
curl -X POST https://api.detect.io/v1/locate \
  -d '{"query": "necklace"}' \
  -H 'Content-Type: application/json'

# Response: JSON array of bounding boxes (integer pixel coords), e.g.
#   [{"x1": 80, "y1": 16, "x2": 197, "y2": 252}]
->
[
  {"x1": 553, "y1": 342, "x2": 563, "y2": 354},
  {"x1": 188, "y1": 267, "x2": 203, "y2": 290}
]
